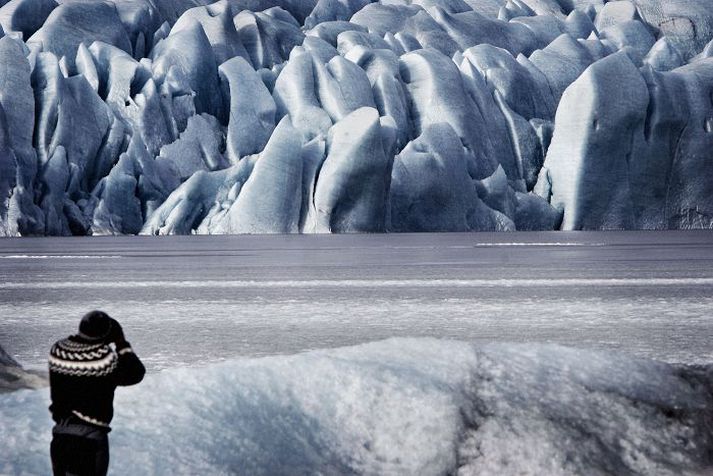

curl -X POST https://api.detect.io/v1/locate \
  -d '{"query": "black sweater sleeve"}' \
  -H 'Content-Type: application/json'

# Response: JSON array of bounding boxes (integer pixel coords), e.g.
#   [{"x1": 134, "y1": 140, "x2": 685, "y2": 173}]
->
[{"x1": 113, "y1": 341, "x2": 146, "y2": 386}]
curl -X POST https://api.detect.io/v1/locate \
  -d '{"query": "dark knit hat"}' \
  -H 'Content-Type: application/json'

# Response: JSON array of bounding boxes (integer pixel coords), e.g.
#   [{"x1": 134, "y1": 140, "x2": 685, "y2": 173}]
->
[{"x1": 78, "y1": 310, "x2": 112, "y2": 341}]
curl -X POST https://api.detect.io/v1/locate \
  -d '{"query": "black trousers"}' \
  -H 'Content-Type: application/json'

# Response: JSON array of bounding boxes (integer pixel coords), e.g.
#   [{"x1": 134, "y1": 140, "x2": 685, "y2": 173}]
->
[{"x1": 50, "y1": 422, "x2": 109, "y2": 476}]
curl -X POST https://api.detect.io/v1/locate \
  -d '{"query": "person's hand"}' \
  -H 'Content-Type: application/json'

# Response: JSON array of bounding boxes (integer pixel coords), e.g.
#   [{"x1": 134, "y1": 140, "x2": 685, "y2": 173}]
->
[{"x1": 105, "y1": 318, "x2": 126, "y2": 345}]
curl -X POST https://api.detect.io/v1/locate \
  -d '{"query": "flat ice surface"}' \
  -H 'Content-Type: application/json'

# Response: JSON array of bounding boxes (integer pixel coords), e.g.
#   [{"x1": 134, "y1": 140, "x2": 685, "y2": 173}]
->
[{"x1": 1, "y1": 231, "x2": 713, "y2": 371}]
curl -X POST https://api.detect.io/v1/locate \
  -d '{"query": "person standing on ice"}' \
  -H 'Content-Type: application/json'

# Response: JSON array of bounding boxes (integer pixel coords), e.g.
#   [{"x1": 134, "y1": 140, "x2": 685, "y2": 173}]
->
[{"x1": 48, "y1": 310, "x2": 145, "y2": 476}]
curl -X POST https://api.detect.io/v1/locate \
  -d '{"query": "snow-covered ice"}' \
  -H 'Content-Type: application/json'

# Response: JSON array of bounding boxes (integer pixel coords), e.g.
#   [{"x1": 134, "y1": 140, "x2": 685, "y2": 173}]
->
[{"x1": 1, "y1": 339, "x2": 712, "y2": 475}]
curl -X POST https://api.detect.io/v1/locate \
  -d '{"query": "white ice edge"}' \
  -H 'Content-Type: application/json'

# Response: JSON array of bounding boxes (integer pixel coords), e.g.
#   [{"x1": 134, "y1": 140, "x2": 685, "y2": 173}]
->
[
  {"x1": 0, "y1": 255, "x2": 122, "y2": 259},
  {"x1": 2, "y1": 278, "x2": 713, "y2": 289},
  {"x1": 0, "y1": 243, "x2": 602, "y2": 259},
  {"x1": 468, "y1": 242, "x2": 604, "y2": 246}
]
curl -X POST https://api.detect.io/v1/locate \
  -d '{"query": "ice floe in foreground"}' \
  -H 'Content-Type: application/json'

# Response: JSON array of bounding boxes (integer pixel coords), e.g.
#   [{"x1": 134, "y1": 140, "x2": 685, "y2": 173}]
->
[{"x1": 1, "y1": 339, "x2": 712, "y2": 475}]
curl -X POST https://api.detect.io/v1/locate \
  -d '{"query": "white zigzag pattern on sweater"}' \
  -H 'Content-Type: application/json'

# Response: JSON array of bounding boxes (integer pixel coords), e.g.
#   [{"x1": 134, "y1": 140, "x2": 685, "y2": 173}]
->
[
  {"x1": 55, "y1": 347, "x2": 110, "y2": 361},
  {"x1": 49, "y1": 351, "x2": 118, "y2": 377},
  {"x1": 57, "y1": 340, "x2": 103, "y2": 351}
]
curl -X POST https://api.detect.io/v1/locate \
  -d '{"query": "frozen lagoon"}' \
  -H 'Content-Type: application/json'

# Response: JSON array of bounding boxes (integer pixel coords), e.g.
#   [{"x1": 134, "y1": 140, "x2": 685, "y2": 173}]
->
[{"x1": 1, "y1": 231, "x2": 713, "y2": 370}]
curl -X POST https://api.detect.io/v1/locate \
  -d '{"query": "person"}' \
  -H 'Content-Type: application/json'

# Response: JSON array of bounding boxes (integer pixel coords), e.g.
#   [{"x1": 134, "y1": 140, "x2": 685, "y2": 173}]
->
[{"x1": 48, "y1": 310, "x2": 145, "y2": 476}]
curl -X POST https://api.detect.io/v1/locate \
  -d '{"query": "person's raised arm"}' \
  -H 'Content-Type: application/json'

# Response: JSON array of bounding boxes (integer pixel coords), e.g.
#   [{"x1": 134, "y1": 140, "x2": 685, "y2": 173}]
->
[{"x1": 107, "y1": 318, "x2": 146, "y2": 386}]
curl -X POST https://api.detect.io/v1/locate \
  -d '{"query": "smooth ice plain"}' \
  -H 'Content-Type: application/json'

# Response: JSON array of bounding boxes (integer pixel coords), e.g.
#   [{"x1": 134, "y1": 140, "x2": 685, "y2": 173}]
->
[{"x1": 2, "y1": 231, "x2": 713, "y2": 370}]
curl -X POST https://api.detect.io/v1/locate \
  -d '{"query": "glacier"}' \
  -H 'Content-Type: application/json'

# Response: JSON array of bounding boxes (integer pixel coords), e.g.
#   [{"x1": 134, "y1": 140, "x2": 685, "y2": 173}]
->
[
  {"x1": 1, "y1": 338, "x2": 712, "y2": 475},
  {"x1": 0, "y1": 0, "x2": 712, "y2": 234}
]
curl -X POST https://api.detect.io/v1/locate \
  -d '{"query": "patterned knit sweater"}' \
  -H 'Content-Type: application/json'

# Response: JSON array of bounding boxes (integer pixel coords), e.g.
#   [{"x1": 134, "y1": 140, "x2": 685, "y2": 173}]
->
[{"x1": 49, "y1": 335, "x2": 145, "y2": 429}]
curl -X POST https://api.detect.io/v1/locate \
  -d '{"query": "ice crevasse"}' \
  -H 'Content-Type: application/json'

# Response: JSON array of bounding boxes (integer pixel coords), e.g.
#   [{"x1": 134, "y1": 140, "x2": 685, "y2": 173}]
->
[
  {"x1": 1, "y1": 339, "x2": 712, "y2": 475},
  {"x1": 0, "y1": 0, "x2": 713, "y2": 235}
]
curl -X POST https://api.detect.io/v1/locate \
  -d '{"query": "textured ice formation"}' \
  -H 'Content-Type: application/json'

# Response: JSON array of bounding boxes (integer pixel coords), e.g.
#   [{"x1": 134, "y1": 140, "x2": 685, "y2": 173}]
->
[
  {"x1": 0, "y1": 0, "x2": 56, "y2": 41},
  {"x1": 314, "y1": 107, "x2": 391, "y2": 233},
  {"x1": 544, "y1": 52, "x2": 646, "y2": 230},
  {"x1": 1, "y1": 339, "x2": 712, "y2": 474},
  {"x1": 151, "y1": 23, "x2": 223, "y2": 118},
  {"x1": 543, "y1": 50, "x2": 713, "y2": 229},
  {"x1": 0, "y1": 35, "x2": 43, "y2": 235},
  {"x1": 221, "y1": 117, "x2": 303, "y2": 233},
  {"x1": 633, "y1": 0, "x2": 713, "y2": 61},
  {"x1": 155, "y1": 113, "x2": 227, "y2": 181},
  {"x1": 219, "y1": 56, "x2": 276, "y2": 162},
  {"x1": 1, "y1": 0, "x2": 713, "y2": 235},
  {"x1": 172, "y1": 0, "x2": 250, "y2": 66},
  {"x1": 28, "y1": 1, "x2": 132, "y2": 71},
  {"x1": 141, "y1": 156, "x2": 256, "y2": 235},
  {"x1": 0, "y1": 343, "x2": 19, "y2": 368},
  {"x1": 235, "y1": 8, "x2": 305, "y2": 69},
  {"x1": 389, "y1": 123, "x2": 476, "y2": 232},
  {"x1": 272, "y1": 46, "x2": 333, "y2": 140},
  {"x1": 0, "y1": 344, "x2": 46, "y2": 393}
]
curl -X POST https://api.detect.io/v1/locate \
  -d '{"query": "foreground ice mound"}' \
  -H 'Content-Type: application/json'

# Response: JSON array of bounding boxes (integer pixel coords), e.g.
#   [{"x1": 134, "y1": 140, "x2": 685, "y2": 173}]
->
[
  {"x1": 2, "y1": 0, "x2": 713, "y2": 235},
  {"x1": 1, "y1": 339, "x2": 712, "y2": 475}
]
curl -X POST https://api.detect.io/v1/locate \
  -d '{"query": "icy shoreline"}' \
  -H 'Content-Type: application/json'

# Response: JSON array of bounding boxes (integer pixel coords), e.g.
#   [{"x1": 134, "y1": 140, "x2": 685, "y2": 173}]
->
[{"x1": 1, "y1": 339, "x2": 711, "y2": 475}]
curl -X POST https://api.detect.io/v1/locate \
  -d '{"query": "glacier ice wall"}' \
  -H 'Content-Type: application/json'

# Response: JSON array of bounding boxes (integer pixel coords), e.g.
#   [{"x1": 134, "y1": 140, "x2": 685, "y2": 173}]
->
[
  {"x1": 1, "y1": 339, "x2": 712, "y2": 475},
  {"x1": 0, "y1": 0, "x2": 713, "y2": 235}
]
